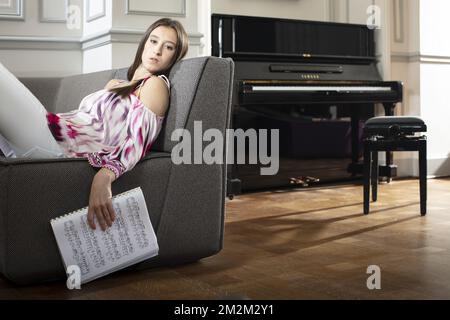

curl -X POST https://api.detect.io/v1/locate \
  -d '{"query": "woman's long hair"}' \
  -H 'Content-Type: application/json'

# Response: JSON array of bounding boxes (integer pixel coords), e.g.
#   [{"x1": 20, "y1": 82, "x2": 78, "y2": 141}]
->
[{"x1": 108, "y1": 18, "x2": 188, "y2": 98}]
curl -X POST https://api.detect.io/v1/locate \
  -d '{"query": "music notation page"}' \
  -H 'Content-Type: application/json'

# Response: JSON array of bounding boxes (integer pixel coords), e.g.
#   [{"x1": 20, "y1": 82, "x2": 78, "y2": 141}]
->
[{"x1": 50, "y1": 187, "x2": 158, "y2": 284}]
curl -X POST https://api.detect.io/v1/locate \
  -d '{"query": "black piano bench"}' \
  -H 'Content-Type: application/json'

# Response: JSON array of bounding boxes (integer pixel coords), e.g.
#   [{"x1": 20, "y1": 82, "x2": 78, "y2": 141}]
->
[{"x1": 362, "y1": 116, "x2": 427, "y2": 215}]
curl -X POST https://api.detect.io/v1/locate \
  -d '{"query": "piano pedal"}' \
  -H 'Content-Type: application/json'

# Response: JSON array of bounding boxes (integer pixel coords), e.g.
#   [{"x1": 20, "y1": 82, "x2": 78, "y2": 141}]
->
[
  {"x1": 290, "y1": 177, "x2": 308, "y2": 187},
  {"x1": 289, "y1": 176, "x2": 320, "y2": 187},
  {"x1": 304, "y1": 176, "x2": 320, "y2": 183}
]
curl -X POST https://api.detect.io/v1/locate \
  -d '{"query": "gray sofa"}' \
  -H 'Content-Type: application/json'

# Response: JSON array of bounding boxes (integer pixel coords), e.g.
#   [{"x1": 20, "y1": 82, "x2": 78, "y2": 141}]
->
[{"x1": 0, "y1": 56, "x2": 234, "y2": 285}]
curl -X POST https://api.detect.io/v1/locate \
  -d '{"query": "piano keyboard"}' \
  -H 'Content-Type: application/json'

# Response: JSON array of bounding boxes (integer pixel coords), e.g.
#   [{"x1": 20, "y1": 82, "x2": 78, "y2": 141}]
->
[{"x1": 251, "y1": 86, "x2": 392, "y2": 92}]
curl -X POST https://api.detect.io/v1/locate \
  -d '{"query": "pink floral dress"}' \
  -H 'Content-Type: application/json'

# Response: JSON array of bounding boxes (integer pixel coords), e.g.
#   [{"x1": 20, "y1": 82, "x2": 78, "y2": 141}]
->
[{"x1": 46, "y1": 75, "x2": 169, "y2": 179}]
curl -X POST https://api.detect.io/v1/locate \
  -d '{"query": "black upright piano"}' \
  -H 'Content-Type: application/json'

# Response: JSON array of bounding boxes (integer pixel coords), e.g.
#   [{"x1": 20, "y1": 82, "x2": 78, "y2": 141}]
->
[{"x1": 211, "y1": 14, "x2": 403, "y2": 193}]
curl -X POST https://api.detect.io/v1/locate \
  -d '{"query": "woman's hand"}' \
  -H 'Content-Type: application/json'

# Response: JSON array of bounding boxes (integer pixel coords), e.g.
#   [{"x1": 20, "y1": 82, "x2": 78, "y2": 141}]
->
[
  {"x1": 131, "y1": 64, "x2": 152, "y2": 82},
  {"x1": 87, "y1": 168, "x2": 116, "y2": 231}
]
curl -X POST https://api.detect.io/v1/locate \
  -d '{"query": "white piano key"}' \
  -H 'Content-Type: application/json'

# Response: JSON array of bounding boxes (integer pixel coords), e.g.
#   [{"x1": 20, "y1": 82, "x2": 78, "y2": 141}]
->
[{"x1": 251, "y1": 86, "x2": 392, "y2": 92}]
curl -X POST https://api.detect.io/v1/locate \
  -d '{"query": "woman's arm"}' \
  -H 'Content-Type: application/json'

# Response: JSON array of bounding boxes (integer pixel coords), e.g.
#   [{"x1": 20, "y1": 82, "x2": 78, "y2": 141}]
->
[{"x1": 87, "y1": 167, "x2": 117, "y2": 231}]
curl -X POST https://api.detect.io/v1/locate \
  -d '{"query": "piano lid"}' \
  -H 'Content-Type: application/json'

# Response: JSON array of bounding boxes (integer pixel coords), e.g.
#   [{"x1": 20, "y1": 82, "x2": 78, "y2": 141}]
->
[{"x1": 212, "y1": 14, "x2": 375, "y2": 63}]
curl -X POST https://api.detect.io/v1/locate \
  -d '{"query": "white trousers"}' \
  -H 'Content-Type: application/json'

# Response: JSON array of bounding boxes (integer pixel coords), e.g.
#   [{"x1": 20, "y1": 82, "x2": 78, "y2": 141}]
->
[{"x1": 0, "y1": 61, "x2": 65, "y2": 158}]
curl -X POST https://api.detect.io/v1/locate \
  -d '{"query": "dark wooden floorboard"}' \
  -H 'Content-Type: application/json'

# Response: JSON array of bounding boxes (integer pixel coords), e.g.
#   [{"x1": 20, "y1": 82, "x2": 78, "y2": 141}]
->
[{"x1": 1, "y1": 178, "x2": 450, "y2": 299}]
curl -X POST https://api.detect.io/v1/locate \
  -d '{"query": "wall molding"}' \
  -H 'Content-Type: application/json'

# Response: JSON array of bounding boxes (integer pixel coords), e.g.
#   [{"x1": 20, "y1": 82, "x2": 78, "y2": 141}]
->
[
  {"x1": 379, "y1": 156, "x2": 450, "y2": 178},
  {"x1": 0, "y1": 35, "x2": 80, "y2": 50},
  {"x1": 396, "y1": 156, "x2": 450, "y2": 178},
  {"x1": 327, "y1": 0, "x2": 334, "y2": 22},
  {"x1": 86, "y1": 0, "x2": 106, "y2": 22},
  {"x1": 426, "y1": 157, "x2": 450, "y2": 178},
  {"x1": 393, "y1": 0, "x2": 405, "y2": 43},
  {"x1": 391, "y1": 51, "x2": 420, "y2": 63},
  {"x1": 391, "y1": 52, "x2": 450, "y2": 64},
  {"x1": 125, "y1": 0, "x2": 186, "y2": 17},
  {"x1": 345, "y1": 0, "x2": 350, "y2": 23},
  {"x1": 420, "y1": 55, "x2": 450, "y2": 64},
  {"x1": 39, "y1": 0, "x2": 69, "y2": 23},
  {"x1": 82, "y1": 28, "x2": 202, "y2": 50},
  {"x1": 0, "y1": 29, "x2": 203, "y2": 51},
  {"x1": 0, "y1": 0, "x2": 24, "y2": 21}
]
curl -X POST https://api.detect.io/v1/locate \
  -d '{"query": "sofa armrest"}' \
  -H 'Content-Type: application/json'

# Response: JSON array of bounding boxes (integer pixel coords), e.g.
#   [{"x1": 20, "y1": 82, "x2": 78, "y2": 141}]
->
[{"x1": 0, "y1": 154, "x2": 172, "y2": 284}]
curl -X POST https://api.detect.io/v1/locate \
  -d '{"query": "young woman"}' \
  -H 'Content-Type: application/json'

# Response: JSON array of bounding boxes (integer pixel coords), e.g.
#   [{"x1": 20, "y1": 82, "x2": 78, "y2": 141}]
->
[{"x1": 0, "y1": 18, "x2": 188, "y2": 231}]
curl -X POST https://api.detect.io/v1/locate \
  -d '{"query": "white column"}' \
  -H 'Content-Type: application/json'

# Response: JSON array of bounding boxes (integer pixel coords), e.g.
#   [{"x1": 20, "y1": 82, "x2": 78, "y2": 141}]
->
[{"x1": 197, "y1": 0, "x2": 211, "y2": 56}]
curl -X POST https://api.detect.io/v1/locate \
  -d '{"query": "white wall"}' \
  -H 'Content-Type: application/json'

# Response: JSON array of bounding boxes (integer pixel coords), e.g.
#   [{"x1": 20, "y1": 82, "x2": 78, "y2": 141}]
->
[
  {"x1": 197, "y1": 0, "x2": 211, "y2": 57},
  {"x1": 82, "y1": 0, "x2": 204, "y2": 73},
  {"x1": 0, "y1": 0, "x2": 205, "y2": 76},
  {"x1": 390, "y1": 0, "x2": 420, "y2": 118},
  {"x1": 419, "y1": 0, "x2": 450, "y2": 176},
  {"x1": 0, "y1": 0, "x2": 82, "y2": 37},
  {"x1": 83, "y1": 0, "x2": 112, "y2": 37},
  {"x1": 420, "y1": 0, "x2": 450, "y2": 57},
  {"x1": 82, "y1": 43, "x2": 112, "y2": 74},
  {"x1": 373, "y1": 0, "x2": 391, "y2": 81},
  {"x1": 389, "y1": 0, "x2": 450, "y2": 177},
  {"x1": 0, "y1": 0, "x2": 83, "y2": 77},
  {"x1": 211, "y1": 0, "x2": 331, "y2": 21},
  {"x1": 389, "y1": 0, "x2": 420, "y2": 176}
]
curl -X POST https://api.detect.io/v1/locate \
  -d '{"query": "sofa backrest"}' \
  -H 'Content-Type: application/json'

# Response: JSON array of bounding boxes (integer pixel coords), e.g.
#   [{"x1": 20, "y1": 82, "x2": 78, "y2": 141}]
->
[
  {"x1": 55, "y1": 70, "x2": 115, "y2": 114},
  {"x1": 20, "y1": 56, "x2": 234, "y2": 154}
]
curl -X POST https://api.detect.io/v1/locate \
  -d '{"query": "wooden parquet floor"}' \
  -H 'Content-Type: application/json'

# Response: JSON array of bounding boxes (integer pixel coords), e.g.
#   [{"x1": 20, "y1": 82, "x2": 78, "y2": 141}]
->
[{"x1": 1, "y1": 178, "x2": 450, "y2": 299}]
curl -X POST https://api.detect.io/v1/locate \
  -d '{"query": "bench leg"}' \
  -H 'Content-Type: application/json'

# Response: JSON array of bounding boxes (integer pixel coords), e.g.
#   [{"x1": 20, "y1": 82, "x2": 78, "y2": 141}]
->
[
  {"x1": 419, "y1": 140, "x2": 427, "y2": 216},
  {"x1": 371, "y1": 151, "x2": 378, "y2": 202},
  {"x1": 364, "y1": 142, "x2": 371, "y2": 214}
]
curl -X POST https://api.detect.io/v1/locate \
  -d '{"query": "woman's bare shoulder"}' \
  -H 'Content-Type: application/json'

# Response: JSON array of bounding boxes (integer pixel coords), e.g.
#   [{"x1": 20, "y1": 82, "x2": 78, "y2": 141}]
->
[
  {"x1": 139, "y1": 76, "x2": 170, "y2": 116},
  {"x1": 141, "y1": 76, "x2": 169, "y2": 98},
  {"x1": 141, "y1": 76, "x2": 169, "y2": 92}
]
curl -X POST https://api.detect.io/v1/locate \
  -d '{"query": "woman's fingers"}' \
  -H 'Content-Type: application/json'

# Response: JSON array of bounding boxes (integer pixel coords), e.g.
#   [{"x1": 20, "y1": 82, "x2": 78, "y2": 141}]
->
[
  {"x1": 88, "y1": 203, "x2": 115, "y2": 231},
  {"x1": 101, "y1": 205, "x2": 113, "y2": 228},
  {"x1": 106, "y1": 201, "x2": 116, "y2": 223},
  {"x1": 87, "y1": 208, "x2": 96, "y2": 230},
  {"x1": 95, "y1": 207, "x2": 107, "y2": 231}
]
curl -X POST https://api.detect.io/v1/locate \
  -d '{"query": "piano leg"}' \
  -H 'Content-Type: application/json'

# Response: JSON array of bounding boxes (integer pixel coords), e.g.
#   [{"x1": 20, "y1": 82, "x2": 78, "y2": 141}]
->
[
  {"x1": 346, "y1": 107, "x2": 365, "y2": 176},
  {"x1": 350, "y1": 111, "x2": 360, "y2": 176},
  {"x1": 227, "y1": 110, "x2": 242, "y2": 199},
  {"x1": 383, "y1": 103, "x2": 395, "y2": 116}
]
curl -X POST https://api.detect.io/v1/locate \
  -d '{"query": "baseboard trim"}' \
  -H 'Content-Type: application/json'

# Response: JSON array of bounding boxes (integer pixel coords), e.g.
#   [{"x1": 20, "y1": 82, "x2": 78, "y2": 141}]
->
[{"x1": 391, "y1": 156, "x2": 450, "y2": 178}]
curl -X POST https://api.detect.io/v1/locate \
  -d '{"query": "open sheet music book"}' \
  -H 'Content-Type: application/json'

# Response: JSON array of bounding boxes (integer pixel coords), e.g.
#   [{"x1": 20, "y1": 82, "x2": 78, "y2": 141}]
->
[{"x1": 50, "y1": 187, "x2": 158, "y2": 284}]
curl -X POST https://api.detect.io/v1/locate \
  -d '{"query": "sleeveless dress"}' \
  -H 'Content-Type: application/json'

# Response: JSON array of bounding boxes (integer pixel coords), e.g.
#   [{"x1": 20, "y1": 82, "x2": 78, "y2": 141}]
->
[{"x1": 46, "y1": 75, "x2": 169, "y2": 179}]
